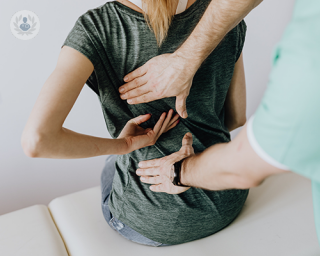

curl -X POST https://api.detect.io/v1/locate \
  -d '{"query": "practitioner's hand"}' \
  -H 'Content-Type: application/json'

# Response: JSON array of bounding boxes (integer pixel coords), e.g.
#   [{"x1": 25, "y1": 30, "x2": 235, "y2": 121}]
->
[
  {"x1": 118, "y1": 109, "x2": 179, "y2": 154},
  {"x1": 119, "y1": 53, "x2": 198, "y2": 119},
  {"x1": 136, "y1": 132, "x2": 194, "y2": 194}
]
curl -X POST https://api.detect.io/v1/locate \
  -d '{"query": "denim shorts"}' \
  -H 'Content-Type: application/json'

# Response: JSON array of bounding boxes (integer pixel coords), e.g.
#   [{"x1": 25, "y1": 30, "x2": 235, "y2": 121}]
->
[{"x1": 100, "y1": 155, "x2": 171, "y2": 247}]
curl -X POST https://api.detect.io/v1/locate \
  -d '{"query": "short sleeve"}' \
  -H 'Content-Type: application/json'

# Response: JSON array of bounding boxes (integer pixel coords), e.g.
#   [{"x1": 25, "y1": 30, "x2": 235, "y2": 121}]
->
[
  {"x1": 62, "y1": 18, "x2": 100, "y2": 69},
  {"x1": 61, "y1": 17, "x2": 101, "y2": 95},
  {"x1": 249, "y1": 29, "x2": 320, "y2": 184},
  {"x1": 235, "y1": 20, "x2": 247, "y2": 62}
]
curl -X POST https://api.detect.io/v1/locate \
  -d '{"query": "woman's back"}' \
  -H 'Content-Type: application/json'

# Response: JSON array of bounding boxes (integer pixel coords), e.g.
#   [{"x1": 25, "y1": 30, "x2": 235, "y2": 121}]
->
[{"x1": 62, "y1": 0, "x2": 248, "y2": 244}]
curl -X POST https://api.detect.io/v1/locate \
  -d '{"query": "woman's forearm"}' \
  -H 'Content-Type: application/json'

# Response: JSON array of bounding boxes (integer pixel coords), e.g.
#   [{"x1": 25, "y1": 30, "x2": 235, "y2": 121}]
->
[
  {"x1": 22, "y1": 127, "x2": 127, "y2": 159},
  {"x1": 175, "y1": 0, "x2": 262, "y2": 70}
]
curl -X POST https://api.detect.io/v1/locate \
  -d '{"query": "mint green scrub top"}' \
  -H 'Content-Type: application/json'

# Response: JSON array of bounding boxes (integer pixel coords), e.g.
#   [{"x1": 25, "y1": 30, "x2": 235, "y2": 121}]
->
[{"x1": 247, "y1": 0, "x2": 320, "y2": 245}]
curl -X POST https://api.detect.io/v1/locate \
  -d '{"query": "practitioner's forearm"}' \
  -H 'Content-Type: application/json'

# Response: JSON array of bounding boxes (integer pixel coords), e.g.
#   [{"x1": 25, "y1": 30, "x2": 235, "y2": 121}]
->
[
  {"x1": 24, "y1": 127, "x2": 127, "y2": 159},
  {"x1": 180, "y1": 122, "x2": 285, "y2": 191},
  {"x1": 175, "y1": 0, "x2": 263, "y2": 69},
  {"x1": 180, "y1": 142, "x2": 243, "y2": 190}
]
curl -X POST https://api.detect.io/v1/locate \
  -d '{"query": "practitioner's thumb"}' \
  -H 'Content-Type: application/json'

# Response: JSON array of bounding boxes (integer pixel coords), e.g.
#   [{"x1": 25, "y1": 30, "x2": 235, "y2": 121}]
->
[
  {"x1": 182, "y1": 132, "x2": 193, "y2": 147},
  {"x1": 176, "y1": 94, "x2": 188, "y2": 119}
]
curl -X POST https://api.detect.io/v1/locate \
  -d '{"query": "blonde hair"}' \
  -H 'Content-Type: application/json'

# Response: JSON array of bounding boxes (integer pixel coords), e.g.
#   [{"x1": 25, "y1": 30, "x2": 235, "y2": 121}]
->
[{"x1": 142, "y1": 0, "x2": 178, "y2": 46}]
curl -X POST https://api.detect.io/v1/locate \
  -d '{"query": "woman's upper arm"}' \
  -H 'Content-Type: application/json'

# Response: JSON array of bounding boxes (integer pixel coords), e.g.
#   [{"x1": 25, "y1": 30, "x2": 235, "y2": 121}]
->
[
  {"x1": 22, "y1": 45, "x2": 94, "y2": 140},
  {"x1": 224, "y1": 52, "x2": 247, "y2": 129}
]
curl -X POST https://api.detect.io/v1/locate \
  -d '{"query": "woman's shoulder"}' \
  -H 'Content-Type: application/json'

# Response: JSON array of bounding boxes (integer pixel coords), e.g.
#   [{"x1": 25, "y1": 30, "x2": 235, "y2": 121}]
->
[{"x1": 75, "y1": 2, "x2": 118, "y2": 28}]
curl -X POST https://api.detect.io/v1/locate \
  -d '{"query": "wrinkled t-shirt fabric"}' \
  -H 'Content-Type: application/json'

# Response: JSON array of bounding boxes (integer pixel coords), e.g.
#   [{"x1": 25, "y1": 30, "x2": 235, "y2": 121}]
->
[{"x1": 61, "y1": 0, "x2": 249, "y2": 245}]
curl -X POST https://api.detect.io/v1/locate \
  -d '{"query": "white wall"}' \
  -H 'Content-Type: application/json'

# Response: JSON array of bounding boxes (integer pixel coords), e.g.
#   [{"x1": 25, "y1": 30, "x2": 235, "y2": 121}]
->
[{"x1": 0, "y1": 0, "x2": 295, "y2": 215}]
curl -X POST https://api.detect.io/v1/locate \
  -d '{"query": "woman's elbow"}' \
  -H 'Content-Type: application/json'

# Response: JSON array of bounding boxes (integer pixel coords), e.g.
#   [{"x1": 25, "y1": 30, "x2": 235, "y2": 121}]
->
[
  {"x1": 21, "y1": 130, "x2": 43, "y2": 158},
  {"x1": 228, "y1": 116, "x2": 247, "y2": 131},
  {"x1": 237, "y1": 116, "x2": 247, "y2": 128}
]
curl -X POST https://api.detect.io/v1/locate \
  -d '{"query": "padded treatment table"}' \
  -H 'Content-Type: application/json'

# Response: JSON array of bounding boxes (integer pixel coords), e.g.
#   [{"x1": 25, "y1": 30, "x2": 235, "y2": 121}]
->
[
  {"x1": 1, "y1": 172, "x2": 319, "y2": 256},
  {"x1": 0, "y1": 205, "x2": 68, "y2": 256},
  {"x1": 49, "y1": 172, "x2": 319, "y2": 256}
]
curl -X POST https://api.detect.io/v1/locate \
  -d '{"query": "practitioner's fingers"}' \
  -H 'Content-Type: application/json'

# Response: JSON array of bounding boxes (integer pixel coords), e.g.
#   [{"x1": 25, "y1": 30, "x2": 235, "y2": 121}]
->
[
  {"x1": 181, "y1": 132, "x2": 193, "y2": 147},
  {"x1": 149, "y1": 183, "x2": 191, "y2": 194},
  {"x1": 149, "y1": 184, "x2": 165, "y2": 192},
  {"x1": 175, "y1": 93, "x2": 188, "y2": 119},
  {"x1": 136, "y1": 167, "x2": 160, "y2": 176},
  {"x1": 120, "y1": 82, "x2": 149, "y2": 100},
  {"x1": 123, "y1": 65, "x2": 148, "y2": 83},
  {"x1": 127, "y1": 92, "x2": 159, "y2": 105},
  {"x1": 179, "y1": 132, "x2": 194, "y2": 155},
  {"x1": 138, "y1": 155, "x2": 169, "y2": 168},
  {"x1": 140, "y1": 175, "x2": 163, "y2": 185}
]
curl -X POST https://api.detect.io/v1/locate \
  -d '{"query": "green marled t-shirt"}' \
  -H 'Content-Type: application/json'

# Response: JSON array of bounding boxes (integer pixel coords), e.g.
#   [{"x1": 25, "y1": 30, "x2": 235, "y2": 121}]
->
[{"x1": 62, "y1": 0, "x2": 248, "y2": 245}]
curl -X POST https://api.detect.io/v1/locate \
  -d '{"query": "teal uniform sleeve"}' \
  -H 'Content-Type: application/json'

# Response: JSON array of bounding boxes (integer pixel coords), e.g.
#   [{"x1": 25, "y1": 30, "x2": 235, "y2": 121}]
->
[{"x1": 248, "y1": 0, "x2": 320, "y2": 245}]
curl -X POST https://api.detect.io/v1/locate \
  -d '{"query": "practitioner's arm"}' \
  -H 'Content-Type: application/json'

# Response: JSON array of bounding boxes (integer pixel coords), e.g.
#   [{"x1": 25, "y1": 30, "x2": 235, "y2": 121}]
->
[
  {"x1": 137, "y1": 124, "x2": 287, "y2": 192},
  {"x1": 21, "y1": 46, "x2": 179, "y2": 159},
  {"x1": 178, "y1": 124, "x2": 286, "y2": 190},
  {"x1": 119, "y1": 0, "x2": 263, "y2": 118},
  {"x1": 224, "y1": 52, "x2": 247, "y2": 132}
]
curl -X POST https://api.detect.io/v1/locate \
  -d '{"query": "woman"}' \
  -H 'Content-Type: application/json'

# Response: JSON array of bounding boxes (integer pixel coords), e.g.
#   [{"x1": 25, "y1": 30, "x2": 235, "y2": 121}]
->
[{"x1": 22, "y1": 0, "x2": 248, "y2": 247}]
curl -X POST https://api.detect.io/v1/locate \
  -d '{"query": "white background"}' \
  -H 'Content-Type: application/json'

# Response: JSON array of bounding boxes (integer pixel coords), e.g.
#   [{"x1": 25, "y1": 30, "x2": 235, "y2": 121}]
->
[{"x1": 0, "y1": 0, "x2": 295, "y2": 215}]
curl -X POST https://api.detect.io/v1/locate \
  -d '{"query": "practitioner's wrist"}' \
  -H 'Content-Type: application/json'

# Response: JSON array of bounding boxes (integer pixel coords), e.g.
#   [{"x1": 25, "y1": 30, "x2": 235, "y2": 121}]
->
[
  {"x1": 172, "y1": 158, "x2": 187, "y2": 187},
  {"x1": 179, "y1": 156, "x2": 191, "y2": 187},
  {"x1": 172, "y1": 50, "x2": 202, "y2": 75}
]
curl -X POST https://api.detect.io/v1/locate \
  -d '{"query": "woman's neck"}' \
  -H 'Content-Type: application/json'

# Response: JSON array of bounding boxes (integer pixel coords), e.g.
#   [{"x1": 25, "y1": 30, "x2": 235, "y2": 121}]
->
[{"x1": 117, "y1": 0, "x2": 196, "y2": 14}]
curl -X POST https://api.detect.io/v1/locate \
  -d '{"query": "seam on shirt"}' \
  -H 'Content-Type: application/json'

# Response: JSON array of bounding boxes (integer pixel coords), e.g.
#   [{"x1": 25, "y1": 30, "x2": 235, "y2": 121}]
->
[
  {"x1": 77, "y1": 16, "x2": 124, "y2": 87},
  {"x1": 75, "y1": 20, "x2": 101, "y2": 68}
]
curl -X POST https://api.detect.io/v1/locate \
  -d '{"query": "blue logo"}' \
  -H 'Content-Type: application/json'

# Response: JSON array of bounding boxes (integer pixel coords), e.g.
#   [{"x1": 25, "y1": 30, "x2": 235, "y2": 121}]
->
[
  {"x1": 13, "y1": 14, "x2": 37, "y2": 35},
  {"x1": 10, "y1": 10, "x2": 40, "y2": 40}
]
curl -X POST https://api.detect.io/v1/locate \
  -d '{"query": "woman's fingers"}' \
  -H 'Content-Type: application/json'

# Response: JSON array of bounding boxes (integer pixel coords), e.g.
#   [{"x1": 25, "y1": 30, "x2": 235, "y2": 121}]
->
[
  {"x1": 167, "y1": 113, "x2": 180, "y2": 127},
  {"x1": 144, "y1": 128, "x2": 152, "y2": 134},
  {"x1": 129, "y1": 113, "x2": 152, "y2": 125},
  {"x1": 157, "y1": 109, "x2": 174, "y2": 137},
  {"x1": 151, "y1": 112, "x2": 167, "y2": 136},
  {"x1": 164, "y1": 117, "x2": 180, "y2": 133}
]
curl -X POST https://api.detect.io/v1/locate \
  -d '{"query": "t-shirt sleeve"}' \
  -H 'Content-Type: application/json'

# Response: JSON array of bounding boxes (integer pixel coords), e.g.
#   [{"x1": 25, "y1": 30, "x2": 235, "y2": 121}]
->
[
  {"x1": 61, "y1": 16, "x2": 101, "y2": 95},
  {"x1": 235, "y1": 20, "x2": 247, "y2": 62},
  {"x1": 61, "y1": 18, "x2": 100, "y2": 69}
]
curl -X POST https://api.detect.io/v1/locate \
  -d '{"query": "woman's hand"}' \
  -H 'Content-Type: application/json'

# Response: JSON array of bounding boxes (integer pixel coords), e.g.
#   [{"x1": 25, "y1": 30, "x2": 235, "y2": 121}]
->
[
  {"x1": 136, "y1": 132, "x2": 195, "y2": 194},
  {"x1": 117, "y1": 109, "x2": 179, "y2": 154},
  {"x1": 119, "y1": 53, "x2": 198, "y2": 119}
]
